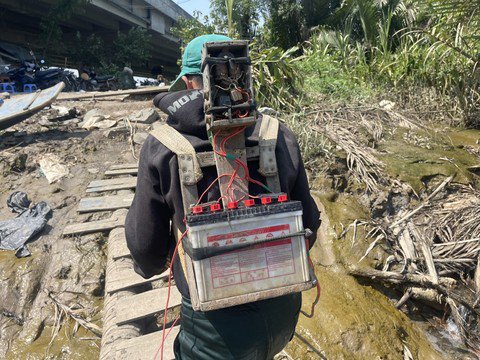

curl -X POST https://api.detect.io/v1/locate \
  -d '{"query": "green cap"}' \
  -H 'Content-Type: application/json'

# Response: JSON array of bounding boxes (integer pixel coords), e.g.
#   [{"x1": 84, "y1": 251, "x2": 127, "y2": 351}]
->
[{"x1": 169, "y1": 34, "x2": 232, "y2": 92}]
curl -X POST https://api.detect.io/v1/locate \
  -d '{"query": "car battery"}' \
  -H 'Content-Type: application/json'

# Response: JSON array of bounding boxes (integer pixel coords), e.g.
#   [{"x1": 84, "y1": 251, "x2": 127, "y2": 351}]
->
[{"x1": 183, "y1": 199, "x2": 314, "y2": 311}]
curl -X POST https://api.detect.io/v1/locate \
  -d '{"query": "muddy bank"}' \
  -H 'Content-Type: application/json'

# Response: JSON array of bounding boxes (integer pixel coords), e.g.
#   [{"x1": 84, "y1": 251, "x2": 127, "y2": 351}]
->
[
  {"x1": 0, "y1": 98, "x2": 156, "y2": 359},
  {"x1": 282, "y1": 102, "x2": 480, "y2": 359},
  {"x1": 285, "y1": 199, "x2": 443, "y2": 359},
  {"x1": 1, "y1": 95, "x2": 479, "y2": 359}
]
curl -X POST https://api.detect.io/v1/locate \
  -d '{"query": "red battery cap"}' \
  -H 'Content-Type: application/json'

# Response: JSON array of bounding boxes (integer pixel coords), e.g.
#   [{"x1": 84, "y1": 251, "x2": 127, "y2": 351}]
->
[
  {"x1": 261, "y1": 197, "x2": 272, "y2": 205},
  {"x1": 278, "y1": 194, "x2": 288, "y2": 202},
  {"x1": 192, "y1": 206, "x2": 203, "y2": 214},
  {"x1": 210, "y1": 203, "x2": 221, "y2": 212},
  {"x1": 227, "y1": 201, "x2": 238, "y2": 209},
  {"x1": 244, "y1": 199, "x2": 255, "y2": 207}
]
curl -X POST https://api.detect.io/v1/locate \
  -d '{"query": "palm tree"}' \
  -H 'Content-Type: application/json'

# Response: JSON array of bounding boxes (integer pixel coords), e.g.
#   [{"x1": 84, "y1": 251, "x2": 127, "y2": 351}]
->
[
  {"x1": 225, "y1": 0, "x2": 235, "y2": 38},
  {"x1": 330, "y1": 0, "x2": 415, "y2": 48},
  {"x1": 428, "y1": 0, "x2": 480, "y2": 22}
]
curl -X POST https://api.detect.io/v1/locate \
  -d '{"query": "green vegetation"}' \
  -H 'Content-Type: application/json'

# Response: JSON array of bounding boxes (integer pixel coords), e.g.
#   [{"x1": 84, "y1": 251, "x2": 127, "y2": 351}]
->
[
  {"x1": 172, "y1": 0, "x2": 479, "y2": 126},
  {"x1": 38, "y1": 0, "x2": 151, "y2": 73},
  {"x1": 39, "y1": 0, "x2": 91, "y2": 57},
  {"x1": 67, "y1": 27, "x2": 151, "y2": 73}
]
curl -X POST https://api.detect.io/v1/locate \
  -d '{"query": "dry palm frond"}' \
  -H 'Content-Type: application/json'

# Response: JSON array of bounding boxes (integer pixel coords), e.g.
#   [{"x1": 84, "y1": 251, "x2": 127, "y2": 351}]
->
[
  {"x1": 46, "y1": 292, "x2": 102, "y2": 339},
  {"x1": 360, "y1": 115, "x2": 384, "y2": 142},
  {"x1": 322, "y1": 124, "x2": 385, "y2": 192}
]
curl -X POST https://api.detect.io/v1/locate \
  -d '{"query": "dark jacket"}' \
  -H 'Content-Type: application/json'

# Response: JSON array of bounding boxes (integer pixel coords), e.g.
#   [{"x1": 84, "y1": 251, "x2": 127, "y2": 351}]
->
[{"x1": 125, "y1": 89, "x2": 320, "y2": 298}]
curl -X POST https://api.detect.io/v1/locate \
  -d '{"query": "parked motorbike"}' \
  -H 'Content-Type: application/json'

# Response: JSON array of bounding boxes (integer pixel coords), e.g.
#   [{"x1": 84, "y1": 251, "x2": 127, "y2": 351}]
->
[
  {"x1": 5, "y1": 60, "x2": 78, "y2": 92},
  {"x1": 79, "y1": 67, "x2": 118, "y2": 92}
]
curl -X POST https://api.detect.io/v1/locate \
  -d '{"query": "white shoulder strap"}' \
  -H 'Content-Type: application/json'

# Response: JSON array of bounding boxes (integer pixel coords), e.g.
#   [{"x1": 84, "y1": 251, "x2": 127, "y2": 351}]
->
[
  {"x1": 150, "y1": 124, "x2": 203, "y2": 185},
  {"x1": 258, "y1": 115, "x2": 281, "y2": 193},
  {"x1": 150, "y1": 124, "x2": 202, "y2": 213}
]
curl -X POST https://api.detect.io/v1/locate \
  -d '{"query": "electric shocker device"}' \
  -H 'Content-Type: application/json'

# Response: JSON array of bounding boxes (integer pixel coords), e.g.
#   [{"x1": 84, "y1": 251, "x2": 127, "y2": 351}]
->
[{"x1": 180, "y1": 41, "x2": 317, "y2": 311}]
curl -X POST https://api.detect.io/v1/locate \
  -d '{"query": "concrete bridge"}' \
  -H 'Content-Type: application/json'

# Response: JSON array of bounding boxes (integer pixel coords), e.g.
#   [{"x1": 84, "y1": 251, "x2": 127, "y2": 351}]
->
[{"x1": 0, "y1": 0, "x2": 193, "y2": 76}]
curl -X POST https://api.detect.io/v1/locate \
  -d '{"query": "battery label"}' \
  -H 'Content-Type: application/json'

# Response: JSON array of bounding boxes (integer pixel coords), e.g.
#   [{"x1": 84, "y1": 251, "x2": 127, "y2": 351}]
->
[{"x1": 208, "y1": 224, "x2": 296, "y2": 289}]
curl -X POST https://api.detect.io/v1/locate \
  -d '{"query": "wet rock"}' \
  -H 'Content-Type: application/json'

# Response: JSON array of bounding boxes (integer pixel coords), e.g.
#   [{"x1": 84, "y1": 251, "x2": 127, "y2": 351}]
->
[
  {"x1": 104, "y1": 127, "x2": 129, "y2": 139},
  {"x1": 129, "y1": 108, "x2": 159, "y2": 124},
  {"x1": 57, "y1": 265, "x2": 71, "y2": 279},
  {"x1": 81, "y1": 109, "x2": 105, "y2": 130},
  {"x1": 51, "y1": 186, "x2": 64, "y2": 194},
  {"x1": 341, "y1": 330, "x2": 363, "y2": 352},
  {"x1": 10, "y1": 153, "x2": 28, "y2": 172},
  {"x1": 53, "y1": 195, "x2": 77, "y2": 210},
  {"x1": 1, "y1": 310, "x2": 24, "y2": 325}
]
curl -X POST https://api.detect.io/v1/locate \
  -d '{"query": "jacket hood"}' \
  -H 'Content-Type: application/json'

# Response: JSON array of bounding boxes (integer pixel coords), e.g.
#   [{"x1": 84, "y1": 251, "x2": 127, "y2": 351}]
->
[{"x1": 153, "y1": 90, "x2": 207, "y2": 139}]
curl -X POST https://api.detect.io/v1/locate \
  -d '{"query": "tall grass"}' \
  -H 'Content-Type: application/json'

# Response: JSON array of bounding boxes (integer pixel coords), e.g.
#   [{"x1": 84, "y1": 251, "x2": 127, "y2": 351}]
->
[{"x1": 300, "y1": 26, "x2": 480, "y2": 126}]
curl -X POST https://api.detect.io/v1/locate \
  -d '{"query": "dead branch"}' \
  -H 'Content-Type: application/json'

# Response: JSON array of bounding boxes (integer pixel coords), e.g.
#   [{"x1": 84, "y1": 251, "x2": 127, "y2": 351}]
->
[
  {"x1": 348, "y1": 266, "x2": 479, "y2": 316},
  {"x1": 47, "y1": 292, "x2": 102, "y2": 338}
]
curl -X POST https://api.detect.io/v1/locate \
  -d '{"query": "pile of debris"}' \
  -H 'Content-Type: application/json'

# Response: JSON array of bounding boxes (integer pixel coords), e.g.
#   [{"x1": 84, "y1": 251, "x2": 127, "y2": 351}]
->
[
  {"x1": 293, "y1": 101, "x2": 480, "y2": 354},
  {"x1": 349, "y1": 178, "x2": 480, "y2": 350}
]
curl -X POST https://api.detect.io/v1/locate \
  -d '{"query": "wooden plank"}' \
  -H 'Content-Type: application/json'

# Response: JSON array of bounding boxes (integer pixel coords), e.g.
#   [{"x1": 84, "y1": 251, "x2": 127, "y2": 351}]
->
[
  {"x1": 106, "y1": 269, "x2": 170, "y2": 294},
  {"x1": 88, "y1": 177, "x2": 137, "y2": 188},
  {"x1": 87, "y1": 178, "x2": 137, "y2": 193},
  {"x1": 115, "y1": 326, "x2": 180, "y2": 360},
  {"x1": 57, "y1": 86, "x2": 168, "y2": 101},
  {"x1": 105, "y1": 169, "x2": 138, "y2": 177},
  {"x1": 63, "y1": 213, "x2": 126, "y2": 236},
  {"x1": 116, "y1": 286, "x2": 182, "y2": 326},
  {"x1": 77, "y1": 194, "x2": 134, "y2": 213},
  {"x1": 0, "y1": 82, "x2": 65, "y2": 131},
  {"x1": 108, "y1": 163, "x2": 138, "y2": 171},
  {"x1": 110, "y1": 239, "x2": 131, "y2": 260}
]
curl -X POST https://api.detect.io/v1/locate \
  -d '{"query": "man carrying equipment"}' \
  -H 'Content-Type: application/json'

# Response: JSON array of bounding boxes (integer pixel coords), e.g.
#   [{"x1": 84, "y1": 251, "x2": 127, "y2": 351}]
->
[{"x1": 126, "y1": 34, "x2": 320, "y2": 360}]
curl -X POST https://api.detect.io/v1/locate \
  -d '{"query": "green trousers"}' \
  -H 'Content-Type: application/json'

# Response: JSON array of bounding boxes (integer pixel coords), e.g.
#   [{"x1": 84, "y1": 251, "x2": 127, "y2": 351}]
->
[{"x1": 174, "y1": 293, "x2": 301, "y2": 360}]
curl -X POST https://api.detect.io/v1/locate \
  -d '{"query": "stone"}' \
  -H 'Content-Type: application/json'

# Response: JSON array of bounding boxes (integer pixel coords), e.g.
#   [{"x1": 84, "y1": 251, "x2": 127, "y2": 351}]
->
[
  {"x1": 38, "y1": 154, "x2": 69, "y2": 184},
  {"x1": 133, "y1": 132, "x2": 148, "y2": 145},
  {"x1": 51, "y1": 105, "x2": 70, "y2": 117},
  {"x1": 0, "y1": 92, "x2": 10, "y2": 100},
  {"x1": 11, "y1": 153, "x2": 28, "y2": 172},
  {"x1": 104, "y1": 127, "x2": 130, "y2": 139},
  {"x1": 38, "y1": 118, "x2": 52, "y2": 127},
  {"x1": 81, "y1": 109, "x2": 105, "y2": 130},
  {"x1": 95, "y1": 120, "x2": 117, "y2": 129},
  {"x1": 128, "y1": 108, "x2": 159, "y2": 124},
  {"x1": 379, "y1": 100, "x2": 395, "y2": 110},
  {"x1": 62, "y1": 118, "x2": 81, "y2": 126}
]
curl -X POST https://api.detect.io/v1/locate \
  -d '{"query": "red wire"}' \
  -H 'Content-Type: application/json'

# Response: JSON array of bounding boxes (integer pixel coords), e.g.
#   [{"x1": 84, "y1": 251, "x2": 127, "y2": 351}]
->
[
  {"x1": 166, "y1": 315, "x2": 180, "y2": 338},
  {"x1": 220, "y1": 126, "x2": 246, "y2": 155},
  {"x1": 213, "y1": 131, "x2": 225, "y2": 156},
  {"x1": 238, "y1": 110, "x2": 249, "y2": 118},
  {"x1": 226, "y1": 164, "x2": 240, "y2": 202},
  {"x1": 196, "y1": 174, "x2": 232, "y2": 206},
  {"x1": 236, "y1": 88, "x2": 251, "y2": 118},
  {"x1": 154, "y1": 230, "x2": 187, "y2": 360},
  {"x1": 210, "y1": 126, "x2": 272, "y2": 206}
]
